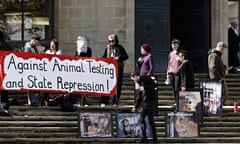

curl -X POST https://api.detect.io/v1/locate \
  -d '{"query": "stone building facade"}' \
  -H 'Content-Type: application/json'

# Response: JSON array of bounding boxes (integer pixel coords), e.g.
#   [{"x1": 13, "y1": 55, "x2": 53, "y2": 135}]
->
[{"x1": 55, "y1": 0, "x2": 233, "y2": 73}]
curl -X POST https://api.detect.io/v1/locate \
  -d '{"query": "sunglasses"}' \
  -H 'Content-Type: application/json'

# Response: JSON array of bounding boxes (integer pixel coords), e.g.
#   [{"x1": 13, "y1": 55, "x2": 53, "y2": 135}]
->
[{"x1": 109, "y1": 40, "x2": 115, "y2": 43}]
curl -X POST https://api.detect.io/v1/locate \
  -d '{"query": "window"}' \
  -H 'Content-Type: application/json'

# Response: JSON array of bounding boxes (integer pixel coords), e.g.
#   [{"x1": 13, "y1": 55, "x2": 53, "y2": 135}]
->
[{"x1": 0, "y1": 0, "x2": 54, "y2": 51}]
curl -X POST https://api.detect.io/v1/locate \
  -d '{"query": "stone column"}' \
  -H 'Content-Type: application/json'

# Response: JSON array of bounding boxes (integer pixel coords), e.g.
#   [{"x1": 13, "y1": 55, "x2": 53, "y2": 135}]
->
[{"x1": 211, "y1": 0, "x2": 229, "y2": 65}]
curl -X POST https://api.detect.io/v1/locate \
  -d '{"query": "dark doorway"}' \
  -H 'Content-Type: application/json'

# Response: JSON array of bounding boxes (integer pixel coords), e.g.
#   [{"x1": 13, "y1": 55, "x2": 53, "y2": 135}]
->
[
  {"x1": 171, "y1": 0, "x2": 211, "y2": 72},
  {"x1": 135, "y1": 0, "x2": 170, "y2": 73},
  {"x1": 135, "y1": 0, "x2": 211, "y2": 73}
]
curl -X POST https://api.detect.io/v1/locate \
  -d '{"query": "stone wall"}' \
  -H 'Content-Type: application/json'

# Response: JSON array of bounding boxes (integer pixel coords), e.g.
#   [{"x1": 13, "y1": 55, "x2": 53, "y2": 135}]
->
[{"x1": 57, "y1": 0, "x2": 135, "y2": 73}]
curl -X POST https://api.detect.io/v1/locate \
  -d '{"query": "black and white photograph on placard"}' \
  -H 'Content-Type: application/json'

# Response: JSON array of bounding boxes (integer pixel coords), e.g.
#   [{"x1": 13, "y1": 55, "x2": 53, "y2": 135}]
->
[
  {"x1": 116, "y1": 113, "x2": 152, "y2": 138},
  {"x1": 199, "y1": 80, "x2": 223, "y2": 116},
  {"x1": 78, "y1": 112, "x2": 112, "y2": 137},
  {"x1": 165, "y1": 112, "x2": 199, "y2": 138}
]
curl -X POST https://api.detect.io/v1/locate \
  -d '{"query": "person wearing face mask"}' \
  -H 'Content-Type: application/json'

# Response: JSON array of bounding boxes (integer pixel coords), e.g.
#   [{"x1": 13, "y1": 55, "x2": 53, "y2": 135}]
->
[
  {"x1": 100, "y1": 34, "x2": 128, "y2": 107},
  {"x1": 75, "y1": 36, "x2": 92, "y2": 57},
  {"x1": 71, "y1": 36, "x2": 92, "y2": 107}
]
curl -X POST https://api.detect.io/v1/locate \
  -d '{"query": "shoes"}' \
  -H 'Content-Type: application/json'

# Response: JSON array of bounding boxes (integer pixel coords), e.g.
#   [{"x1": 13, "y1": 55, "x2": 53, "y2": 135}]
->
[
  {"x1": 100, "y1": 103, "x2": 106, "y2": 107},
  {"x1": 30, "y1": 102, "x2": 38, "y2": 106},
  {"x1": 236, "y1": 68, "x2": 240, "y2": 72},
  {"x1": 73, "y1": 104, "x2": 81, "y2": 108},
  {"x1": 0, "y1": 109, "x2": 10, "y2": 116},
  {"x1": 73, "y1": 104, "x2": 88, "y2": 108},
  {"x1": 149, "y1": 139, "x2": 158, "y2": 143},
  {"x1": 136, "y1": 137, "x2": 146, "y2": 143},
  {"x1": 172, "y1": 103, "x2": 178, "y2": 112},
  {"x1": 112, "y1": 104, "x2": 118, "y2": 107},
  {"x1": 44, "y1": 100, "x2": 49, "y2": 106}
]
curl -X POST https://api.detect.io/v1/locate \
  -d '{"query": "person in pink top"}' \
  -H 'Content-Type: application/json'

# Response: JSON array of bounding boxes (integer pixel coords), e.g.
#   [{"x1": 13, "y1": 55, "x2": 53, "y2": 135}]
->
[{"x1": 166, "y1": 39, "x2": 181, "y2": 109}]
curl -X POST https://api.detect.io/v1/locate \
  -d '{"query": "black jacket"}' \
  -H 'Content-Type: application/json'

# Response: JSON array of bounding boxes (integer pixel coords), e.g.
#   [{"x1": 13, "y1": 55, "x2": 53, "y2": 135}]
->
[
  {"x1": 134, "y1": 76, "x2": 158, "y2": 108},
  {"x1": 102, "y1": 44, "x2": 128, "y2": 70},
  {"x1": 0, "y1": 40, "x2": 12, "y2": 51},
  {"x1": 75, "y1": 47, "x2": 92, "y2": 57},
  {"x1": 180, "y1": 60, "x2": 195, "y2": 89}
]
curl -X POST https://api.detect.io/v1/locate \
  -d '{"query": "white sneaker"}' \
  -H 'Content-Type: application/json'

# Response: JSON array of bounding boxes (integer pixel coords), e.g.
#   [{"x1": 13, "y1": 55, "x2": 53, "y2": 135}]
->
[
  {"x1": 84, "y1": 104, "x2": 88, "y2": 107},
  {"x1": 100, "y1": 104, "x2": 106, "y2": 107},
  {"x1": 73, "y1": 104, "x2": 81, "y2": 108},
  {"x1": 112, "y1": 104, "x2": 118, "y2": 107}
]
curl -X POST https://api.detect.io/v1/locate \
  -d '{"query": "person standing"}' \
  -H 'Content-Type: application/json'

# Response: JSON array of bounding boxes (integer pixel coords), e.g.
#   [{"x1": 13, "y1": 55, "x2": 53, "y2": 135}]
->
[
  {"x1": 137, "y1": 44, "x2": 154, "y2": 76},
  {"x1": 166, "y1": 39, "x2": 181, "y2": 107},
  {"x1": 131, "y1": 43, "x2": 158, "y2": 143},
  {"x1": 100, "y1": 34, "x2": 128, "y2": 107},
  {"x1": 75, "y1": 36, "x2": 92, "y2": 57},
  {"x1": 228, "y1": 21, "x2": 240, "y2": 69},
  {"x1": 24, "y1": 34, "x2": 41, "y2": 106},
  {"x1": 133, "y1": 44, "x2": 154, "y2": 112},
  {"x1": 177, "y1": 50, "x2": 204, "y2": 124},
  {"x1": 45, "y1": 39, "x2": 62, "y2": 55},
  {"x1": 73, "y1": 36, "x2": 92, "y2": 107},
  {"x1": 177, "y1": 50, "x2": 195, "y2": 91},
  {"x1": 131, "y1": 75, "x2": 158, "y2": 143},
  {"x1": 208, "y1": 42, "x2": 228, "y2": 104},
  {"x1": 0, "y1": 31, "x2": 12, "y2": 112},
  {"x1": 43, "y1": 39, "x2": 62, "y2": 106}
]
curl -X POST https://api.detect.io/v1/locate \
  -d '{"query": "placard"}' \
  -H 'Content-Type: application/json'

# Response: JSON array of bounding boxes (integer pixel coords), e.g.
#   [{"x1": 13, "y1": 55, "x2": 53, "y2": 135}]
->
[
  {"x1": 199, "y1": 79, "x2": 223, "y2": 116},
  {"x1": 77, "y1": 112, "x2": 112, "y2": 137},
  {"x1": 165, "y1": 112, "x2": 199, "y2": 137},
  {"x1": 116, "y1": 113, "x2": 152, "y2": 138},
  {"x1": 0, "y1": 51, "x2": 118, "y2": 96},
  {"x1": 178, "y1": 90, "x2": 202, "y2": 112}
]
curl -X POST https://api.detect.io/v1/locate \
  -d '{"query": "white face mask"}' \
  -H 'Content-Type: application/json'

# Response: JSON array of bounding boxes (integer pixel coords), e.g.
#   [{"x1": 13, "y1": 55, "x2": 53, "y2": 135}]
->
[{"x1": 76, "y1": 40, "x2": 88, "y2": 53}]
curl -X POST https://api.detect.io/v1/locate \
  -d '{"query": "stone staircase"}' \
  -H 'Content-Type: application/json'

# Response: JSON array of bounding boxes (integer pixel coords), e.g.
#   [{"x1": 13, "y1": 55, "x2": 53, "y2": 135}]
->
[{"x1": 0, "y1": 73, "x2": 240, "y2": 143}]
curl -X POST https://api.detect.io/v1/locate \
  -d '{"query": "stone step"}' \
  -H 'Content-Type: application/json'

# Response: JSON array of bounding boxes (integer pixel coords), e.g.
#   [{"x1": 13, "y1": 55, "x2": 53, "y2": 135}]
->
[
  {"x1": 0, "y1": 106, "x2": 238, "y2": 143},
  {"x1": 0, "y1": 137, "x2": 239, "y2": 144},
  {"x1": 2, "y1": 73, "x2": 240, "y2": 143}
]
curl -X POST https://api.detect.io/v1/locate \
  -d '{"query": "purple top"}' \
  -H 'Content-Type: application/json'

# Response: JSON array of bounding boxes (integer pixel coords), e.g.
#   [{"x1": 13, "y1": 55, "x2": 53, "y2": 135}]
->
[{"x1": 138, "y1": 54, "x2": 154, "y2": 76}]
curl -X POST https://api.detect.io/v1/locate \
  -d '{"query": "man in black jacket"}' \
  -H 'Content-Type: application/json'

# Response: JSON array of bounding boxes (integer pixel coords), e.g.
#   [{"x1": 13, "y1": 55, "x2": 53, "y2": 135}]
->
[
  {"x1": 0, "y1": 31, "x2": 12, "y2": 113},
  {"x1": 228, "y1": 21, "x2": 240, "y2": 68},
  {"x1": 178, "y1": 50, "x2": 195, "y2": 91},
  {"x1": 131, "y1": 75, "x2": 158, "y2": 143}
]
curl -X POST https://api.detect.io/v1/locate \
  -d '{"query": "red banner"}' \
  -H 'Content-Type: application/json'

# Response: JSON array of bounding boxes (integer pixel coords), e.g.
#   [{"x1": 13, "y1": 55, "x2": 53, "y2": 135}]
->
[{"x1": 0, "y1": 51, "x2": 118, "y2": 96}]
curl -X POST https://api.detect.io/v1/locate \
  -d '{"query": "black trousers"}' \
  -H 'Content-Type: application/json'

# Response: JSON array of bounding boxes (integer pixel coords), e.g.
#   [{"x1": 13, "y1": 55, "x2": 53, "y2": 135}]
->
[
  {"x1": 0, "y1": 91, "x2": 9, "y2": 110},
  {"x1": 171, "y1": 74, "x2": 180, "y2": 105},
  {"x1": 100, "y1": 68, "x2": 123, "y2": 105},
  {"x1": 140, "y1": 101, "x2": 158, "y2": 141}
]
